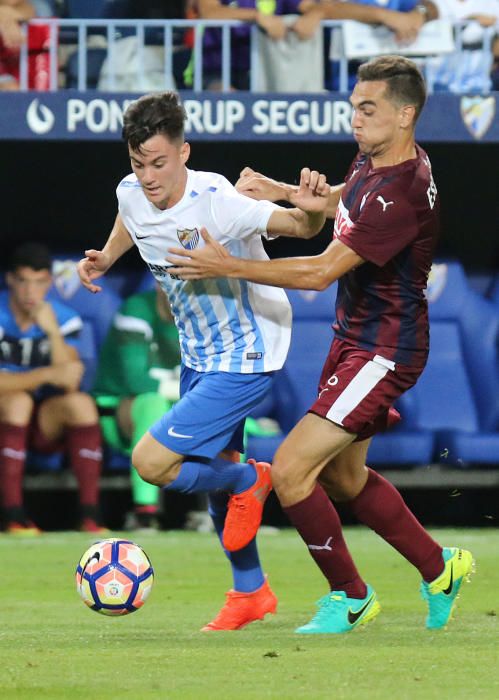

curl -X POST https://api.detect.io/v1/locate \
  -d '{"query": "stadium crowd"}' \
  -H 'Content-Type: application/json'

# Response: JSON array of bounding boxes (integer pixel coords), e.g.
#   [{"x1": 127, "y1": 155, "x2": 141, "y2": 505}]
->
[{"x1": 0, "y1": 0, "x2": 498, "y2": 91}]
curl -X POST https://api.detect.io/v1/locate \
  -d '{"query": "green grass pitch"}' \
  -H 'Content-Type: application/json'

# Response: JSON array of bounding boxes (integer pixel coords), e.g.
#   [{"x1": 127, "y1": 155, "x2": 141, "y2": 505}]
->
[{"x1": 0, "y1": 528, "x2": 498, "y2": 699}]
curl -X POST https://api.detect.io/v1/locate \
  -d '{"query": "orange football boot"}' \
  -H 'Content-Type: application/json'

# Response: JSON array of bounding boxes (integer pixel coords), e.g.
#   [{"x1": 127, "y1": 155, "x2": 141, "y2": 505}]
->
[
  {"x1": 222, "y1": 459, "x2": 272, "y2": 552},
  {"x1": 6, "y1": 519, "x2": 42, "y2": 536},
  {"x1": 201, "y1": 578, "x2": 277, "y2": 631},
  {"x1": 79, "y1": 517, "x2": 110, "y2": 535}
]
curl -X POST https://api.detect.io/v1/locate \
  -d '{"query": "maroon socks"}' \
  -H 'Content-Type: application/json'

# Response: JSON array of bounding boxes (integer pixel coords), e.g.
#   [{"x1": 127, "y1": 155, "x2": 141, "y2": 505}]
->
[
  {"x1": 0, "y1": 423, "x2": 28, "y2": 509},
  {"x1": 348, "y1": 468, "x2": 443, "y2": 582},
  {"x1": 66, "y1": 424, "x2": 102, "y2": 507},
  {"x1": 284, "y1": 483, "x2": 367, "y2": 598}
]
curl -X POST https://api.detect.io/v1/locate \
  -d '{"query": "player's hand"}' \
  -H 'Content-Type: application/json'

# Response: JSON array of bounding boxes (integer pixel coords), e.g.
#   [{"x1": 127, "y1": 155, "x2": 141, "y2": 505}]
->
[
  {"x1": 236, "y1": 167, "x2": 289, "y2": 203},
  {"x1": 77, "y1": 249, "x2": 110, "y2": 293},
  {"x1": 30, "y1": 301, "x2": 59, "y2": 336},
  {"x1": 166, "y1": 228, "x2": 232, "y2": 280},
  {"x1": 44, "y1": 361, "x2": 84, "y2": 392},
  {"x1": 289, "y1": 167, "x2": 330, "y2": 214}
]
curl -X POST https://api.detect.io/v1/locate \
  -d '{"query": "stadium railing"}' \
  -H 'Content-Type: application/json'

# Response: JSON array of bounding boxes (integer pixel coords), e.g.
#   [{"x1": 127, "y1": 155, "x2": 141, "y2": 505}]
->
[{"x1": 17, "y1": 17, "x2": 498, "y2": 94}]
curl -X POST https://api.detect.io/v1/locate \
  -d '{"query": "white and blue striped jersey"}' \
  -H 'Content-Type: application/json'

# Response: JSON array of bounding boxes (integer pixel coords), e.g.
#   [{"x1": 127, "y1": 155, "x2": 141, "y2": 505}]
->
[{"x1": 117, "y1": 168, "x2": 292, "y2": 374}]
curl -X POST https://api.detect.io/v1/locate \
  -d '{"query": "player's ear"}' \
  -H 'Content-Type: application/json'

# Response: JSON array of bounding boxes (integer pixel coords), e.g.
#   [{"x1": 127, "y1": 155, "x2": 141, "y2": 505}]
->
[
  {"x1": 180, "y1": 141, "x2": 190, "y2": 165},
  {"x1": 399, "y1": 104, "x2": 416, "y2": 130}
]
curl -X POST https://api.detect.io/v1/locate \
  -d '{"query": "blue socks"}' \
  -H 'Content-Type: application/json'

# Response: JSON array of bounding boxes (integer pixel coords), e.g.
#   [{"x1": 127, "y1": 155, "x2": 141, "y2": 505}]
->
[
  {"x1": 164, "y1": 456, "x2": 256, "y2": 495},
  {"x1": 164, "y1": 457, "x2": 262, "y2": 593},
  {"x1": 208, "y1": 490, "x2": 265, "y2": 594}
]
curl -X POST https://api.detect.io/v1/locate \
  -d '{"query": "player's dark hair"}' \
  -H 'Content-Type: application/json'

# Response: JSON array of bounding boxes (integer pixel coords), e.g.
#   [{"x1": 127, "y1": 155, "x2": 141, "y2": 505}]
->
[
  {"x1": 7, "y1": 242, "x2": 51, "y2": 272},
  {"x1": 122, "y1": 91, "x2": 186, "y2": 152},
  {"x1": 357, "y1": 55, "x2": 426, "y2": 122}
]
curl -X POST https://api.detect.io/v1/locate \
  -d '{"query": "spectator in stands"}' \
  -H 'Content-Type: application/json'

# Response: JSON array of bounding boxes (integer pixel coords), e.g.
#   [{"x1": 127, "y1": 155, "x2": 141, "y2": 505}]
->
[
  {"x1": 197, "y1": 0, "x2": 323, "y2": 90},
  {"x1": 0, "y1": 1, "x2": 35, "y2": 90},
  {"x1": 93, "y1": 284, "x2": 181, "y2": 530},
  {"x1": 426, "y1": 0, "x2": 499, "y2": 91},
  {"x1": 320, "y1": 0, "x2": 438, "y2": 44},
  {"x1": 126, "y1": 0, "x2": 196, "y2": 89},
  {"x1": 0, "y1": 0, "x2": 54, "y2": 90},
  {"x1": 197, "y1": 1, "x2": 438, "y2": 90},
  {"x1": 0, "y1": 243, "x2": 107, "y2": 534}
]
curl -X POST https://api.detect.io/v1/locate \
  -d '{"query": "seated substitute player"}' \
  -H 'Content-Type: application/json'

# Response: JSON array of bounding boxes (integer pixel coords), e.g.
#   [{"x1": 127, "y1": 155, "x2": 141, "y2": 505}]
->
[
  {"x1": 166, "y1": 55, "x2": 474, "y2": 633},
  {"x1": 93, "y1": 283, "x2": 182, "y2": 530},
  {"x1": 76, "y1": 91, "x2": 328, "y2": 631},
  {"x1": 0, "y1": 243, "x2": 106, "y2": 534}
]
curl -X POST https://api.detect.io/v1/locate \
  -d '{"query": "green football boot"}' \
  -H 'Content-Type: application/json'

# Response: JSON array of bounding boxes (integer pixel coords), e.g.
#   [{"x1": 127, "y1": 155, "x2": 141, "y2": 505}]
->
[
  {"x1": 420, "y1": 547, "x2": 474, "y2": 630},
  {"x1": 295, "y1": 584, "x2": 380, "y2": 634}
]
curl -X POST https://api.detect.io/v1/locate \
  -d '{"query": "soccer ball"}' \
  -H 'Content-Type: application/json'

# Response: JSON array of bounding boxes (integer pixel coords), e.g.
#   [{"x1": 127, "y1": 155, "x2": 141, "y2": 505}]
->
[{"x1": 75, "y1": 538, "x2": 154, "y2": 616}]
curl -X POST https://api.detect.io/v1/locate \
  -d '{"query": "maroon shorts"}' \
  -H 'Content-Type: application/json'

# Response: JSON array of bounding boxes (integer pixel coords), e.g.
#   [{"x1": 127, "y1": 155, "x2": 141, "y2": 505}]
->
[{"x1": 309, "y1": 337, "x2": 425, "y2": 441}]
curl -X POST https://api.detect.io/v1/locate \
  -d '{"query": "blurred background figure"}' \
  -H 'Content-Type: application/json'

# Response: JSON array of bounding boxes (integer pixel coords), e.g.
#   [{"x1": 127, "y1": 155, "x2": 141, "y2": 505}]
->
[
  {"x1": 425, "y1": 0, "x2": 499, "y2": 92},
  {"x1": 0, "y1": 0, "x2": 35, "y2": 90},
  {"x1": 196, "y1": 0, "x2": 323, "y2": 90},
  {"x1": 0, "y1": 0, "x2": 56, "y2": 91},
  {"x1": 96, "y1": 0, "x2": 189, "y2": 91},
  {"x1": 93, "y1": 283, "x2": 181, "y2": 531},
  {"x1": 0, "y1": 243, "x2": 106, "y2": 535}
]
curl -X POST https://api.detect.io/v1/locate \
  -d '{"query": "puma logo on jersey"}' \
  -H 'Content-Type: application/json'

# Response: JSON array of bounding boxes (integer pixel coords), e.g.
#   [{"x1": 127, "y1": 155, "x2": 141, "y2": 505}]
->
[{"x1": 376, "y1": 195, "x2": 394, "y2": 212}]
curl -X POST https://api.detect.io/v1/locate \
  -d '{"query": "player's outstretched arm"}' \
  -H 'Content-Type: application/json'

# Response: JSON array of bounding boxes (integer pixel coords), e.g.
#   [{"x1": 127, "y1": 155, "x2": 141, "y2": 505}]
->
[
  {"x1": 167, "y1": 230, "x2": 364, "y2": 291},
  {"x1": 235, "y1": 167, "x2": 290, "y2": 203},
  {"x1": 236, "y1": 166, "x2": 344, "y2": 219},
  {"x1": 77, "y1": 213, "x2": 133, "y2": 293}
]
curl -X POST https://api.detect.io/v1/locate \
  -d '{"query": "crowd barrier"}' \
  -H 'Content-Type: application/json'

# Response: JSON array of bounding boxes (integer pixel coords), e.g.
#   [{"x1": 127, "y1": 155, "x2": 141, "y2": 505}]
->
[{"x1": 17, "y1": 17, "x2": 498, "y2": 94}]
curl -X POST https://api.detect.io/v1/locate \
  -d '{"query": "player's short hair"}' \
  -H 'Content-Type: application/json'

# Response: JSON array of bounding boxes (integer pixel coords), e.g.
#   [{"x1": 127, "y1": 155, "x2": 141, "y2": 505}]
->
[
  {"x1": 7, "y1": 242, "x2": 51, "y2": 272},
  {"x1": 357, "y1": 55, "x2": 426, "y2": 122},
  {"x1": 122, "y1": 92, "x2": 186, "y2": 152}
]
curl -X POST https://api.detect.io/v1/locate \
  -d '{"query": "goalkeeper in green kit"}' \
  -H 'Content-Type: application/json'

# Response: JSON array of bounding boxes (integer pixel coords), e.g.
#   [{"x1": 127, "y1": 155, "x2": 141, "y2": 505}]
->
[{"x1": 93, "y1": 284, "x2": 181, "y2": 529}]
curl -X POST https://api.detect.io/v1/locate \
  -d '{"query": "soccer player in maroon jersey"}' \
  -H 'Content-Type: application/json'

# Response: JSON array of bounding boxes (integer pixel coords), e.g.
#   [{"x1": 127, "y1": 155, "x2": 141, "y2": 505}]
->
[{"x1": 166, "y1": 55, "x2": 474, "y2": 633}]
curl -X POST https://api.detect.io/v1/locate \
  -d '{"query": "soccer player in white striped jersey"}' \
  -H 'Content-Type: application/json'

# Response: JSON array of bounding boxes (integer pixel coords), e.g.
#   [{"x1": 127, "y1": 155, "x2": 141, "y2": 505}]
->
[{"x1": 77, "y1": 91, "x2": 329, "y2": 631}]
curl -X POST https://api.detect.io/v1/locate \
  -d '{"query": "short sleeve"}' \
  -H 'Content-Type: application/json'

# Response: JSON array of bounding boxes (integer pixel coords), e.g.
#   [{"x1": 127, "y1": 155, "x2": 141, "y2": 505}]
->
[
  {"x1": 57, "y1": 309, "x2": 83, "y2": 349},
  {"x1": 340, "y1": 193, "x2": 419, "y2": 267},
  {"x1": 210, "y1": 181, "x2": 279, "y2": 241}
]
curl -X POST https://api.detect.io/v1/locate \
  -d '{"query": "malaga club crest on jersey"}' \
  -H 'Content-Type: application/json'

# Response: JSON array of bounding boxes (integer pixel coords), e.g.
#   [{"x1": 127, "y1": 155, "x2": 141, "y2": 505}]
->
[
  {"x1": 177, "y1": 227, "x2": 200, "y2": 250},
  {"x1": 460, "y1": 96, "x2": 495, "y2": 140}
]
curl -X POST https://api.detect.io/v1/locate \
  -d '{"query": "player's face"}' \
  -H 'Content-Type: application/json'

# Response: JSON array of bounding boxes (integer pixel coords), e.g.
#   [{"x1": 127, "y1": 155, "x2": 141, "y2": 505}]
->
[
  {"x1": 7, "y1": 267, "x2": 51, "y2": 313},
  {"x1": 129, "y1": 133, "x2": 190, "y2": 210},
  {"x1": 350, "y1": 81, "x2": 405, "y2": 157}
]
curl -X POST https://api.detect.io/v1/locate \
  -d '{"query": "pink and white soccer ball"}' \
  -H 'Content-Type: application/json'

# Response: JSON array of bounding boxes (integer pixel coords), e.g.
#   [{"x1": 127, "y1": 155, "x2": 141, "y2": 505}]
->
[{"x1": 75, "y1": 538, "x2": 154, "y2": 616}]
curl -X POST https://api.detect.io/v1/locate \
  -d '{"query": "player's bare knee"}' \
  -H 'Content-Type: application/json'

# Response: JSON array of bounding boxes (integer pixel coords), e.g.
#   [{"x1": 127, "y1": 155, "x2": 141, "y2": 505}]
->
[
  {"x1": 132, "y1": 444, "x2": 175, "y2": 487},
  {"x1": 271, "y1": 458, "x2": 308, "y2": 502},
  {"x1": 322, "y1": 470, "x2": 365, "y2": 502},
  {"x1": 0, "y1": 391, "x2": 34, "y2": 424},
  {"x1": 62, "y1": 391, "x2": 99, "y2": 422},
  {"x1": 270, "y1": 457, "x2": 289, "y2": 492}
]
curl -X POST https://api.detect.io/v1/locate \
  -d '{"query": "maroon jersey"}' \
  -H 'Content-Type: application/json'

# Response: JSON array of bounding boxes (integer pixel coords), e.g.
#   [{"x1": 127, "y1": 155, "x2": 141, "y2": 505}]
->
[{"x1": 332, "y1": 144, "x2": 439, "y2": 367}]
